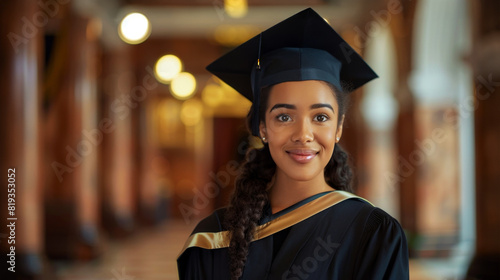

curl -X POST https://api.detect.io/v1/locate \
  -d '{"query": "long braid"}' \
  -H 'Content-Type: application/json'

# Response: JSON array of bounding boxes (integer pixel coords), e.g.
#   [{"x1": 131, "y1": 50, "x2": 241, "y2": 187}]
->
[{"x1": 224, "y1": 146, "x2": 275, "y2": 280}]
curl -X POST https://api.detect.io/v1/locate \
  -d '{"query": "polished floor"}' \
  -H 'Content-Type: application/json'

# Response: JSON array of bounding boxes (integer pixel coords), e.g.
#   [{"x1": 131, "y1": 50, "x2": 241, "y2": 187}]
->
[
  {"x1": 54, "y1": 220, "x2": 460, "y2": 280},
  {"x1": 55, "y1": 221, "x2": 191, "y2": 280}
]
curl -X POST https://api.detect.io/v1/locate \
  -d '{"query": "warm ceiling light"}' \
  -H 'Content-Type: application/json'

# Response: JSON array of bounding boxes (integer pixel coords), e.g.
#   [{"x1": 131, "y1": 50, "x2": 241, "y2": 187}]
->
[
  {"x1": 170, "y1": 72, "x2": 197, "y2": 100},
  {"x1": 118, "y1": 12, "x2": 151, "y2": 44},
  {"x1": 224, "y1": 0, "x2": 248, "y2": 18},
  {"x1": 155, "y1": 55, "x2": 183, "y2": 84}
]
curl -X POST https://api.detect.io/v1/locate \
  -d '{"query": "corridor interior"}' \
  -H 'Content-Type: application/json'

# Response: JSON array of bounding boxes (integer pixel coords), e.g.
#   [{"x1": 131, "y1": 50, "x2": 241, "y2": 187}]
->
[{"x1": 2, "y1": 0, "x2": 500, "y2": 279}]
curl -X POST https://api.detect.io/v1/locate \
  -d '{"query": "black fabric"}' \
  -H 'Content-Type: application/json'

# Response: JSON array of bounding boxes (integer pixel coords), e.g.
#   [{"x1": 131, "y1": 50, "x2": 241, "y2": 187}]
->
[
  {"x1": 272, "y1": 227, "x2": 291, "y2": 261},
  {"x1": 190, "y1": 208, "x2": 227, "y2": 234},
  {"x1": 177, "y1": 198, "x2": 409, "y2": 280}
]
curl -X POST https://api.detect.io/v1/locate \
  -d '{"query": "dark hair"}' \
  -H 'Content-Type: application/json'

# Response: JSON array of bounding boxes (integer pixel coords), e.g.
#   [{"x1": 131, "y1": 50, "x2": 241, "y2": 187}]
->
[{"x1": 224, "y1": 81, "x2": 353, "y2": 280}]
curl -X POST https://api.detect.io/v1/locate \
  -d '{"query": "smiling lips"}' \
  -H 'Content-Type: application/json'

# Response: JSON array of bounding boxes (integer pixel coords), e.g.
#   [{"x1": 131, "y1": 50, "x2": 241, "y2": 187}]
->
[{"x1": 286, "y1": 149, "x2": 319, "y2": 164}]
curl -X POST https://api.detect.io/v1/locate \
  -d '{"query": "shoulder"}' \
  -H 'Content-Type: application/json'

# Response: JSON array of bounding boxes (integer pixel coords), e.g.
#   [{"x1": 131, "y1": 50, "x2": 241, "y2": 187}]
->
[
  {"x1": 325, "y1": 195, "x2": 404, "y2": 235},
  {"x1": 346, "y1": 198, "x2": 399, "y2": 223},
  {"x1": 191, "y1": 207, "x2": 228, "y2": 234},
  {"x1": 342, "y1": 199, "x2": 406, "y2": 242},
  {"x1": 326, "y1": 197, "x2": 407, "y2": 257}
]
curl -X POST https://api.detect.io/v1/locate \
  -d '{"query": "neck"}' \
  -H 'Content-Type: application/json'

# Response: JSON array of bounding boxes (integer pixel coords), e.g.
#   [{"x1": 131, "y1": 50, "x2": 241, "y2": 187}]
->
[{"x1": 268, "y1": 170, "x2": 333, "y2": 214}]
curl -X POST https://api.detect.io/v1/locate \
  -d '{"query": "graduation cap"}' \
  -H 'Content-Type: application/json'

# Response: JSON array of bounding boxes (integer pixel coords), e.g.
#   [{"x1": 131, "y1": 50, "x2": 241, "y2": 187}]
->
[{"x1": 206, "y1": 8, "x2": 378, "y2": 136}]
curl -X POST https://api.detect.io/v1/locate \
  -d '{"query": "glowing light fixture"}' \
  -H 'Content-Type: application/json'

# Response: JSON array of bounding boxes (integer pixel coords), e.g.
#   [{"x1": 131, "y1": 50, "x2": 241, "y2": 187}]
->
[
  {"x1": 155, "y1": 55, "x2": 183, "y2": 84},
  {"x1": 224, "y1": 0, "x2": 248, "y2": 18},
  {"x1": 119, "y1": 12, "x2": 151, "y2": 44},
  {"x1": 170, "y1": 72, "x2": 197, "y2": 100}
]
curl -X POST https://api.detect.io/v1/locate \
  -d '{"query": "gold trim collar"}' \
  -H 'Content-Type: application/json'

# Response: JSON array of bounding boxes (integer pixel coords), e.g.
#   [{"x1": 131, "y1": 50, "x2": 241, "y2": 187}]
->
[{"x1": 178, "y1": 191, "x2": 369, "y2": 257}]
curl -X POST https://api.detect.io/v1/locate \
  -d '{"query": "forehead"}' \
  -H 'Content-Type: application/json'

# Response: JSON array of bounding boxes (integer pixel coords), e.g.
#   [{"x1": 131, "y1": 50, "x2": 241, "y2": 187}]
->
[{"x1": 267, "y1": 80, "x2": 339, "y2": 108}]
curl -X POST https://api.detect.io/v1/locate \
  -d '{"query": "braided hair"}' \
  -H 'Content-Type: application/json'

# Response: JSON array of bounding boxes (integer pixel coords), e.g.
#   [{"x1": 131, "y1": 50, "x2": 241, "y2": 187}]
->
[{"x1": 224, "y1": 82, "x2": 353, "y2": 280}]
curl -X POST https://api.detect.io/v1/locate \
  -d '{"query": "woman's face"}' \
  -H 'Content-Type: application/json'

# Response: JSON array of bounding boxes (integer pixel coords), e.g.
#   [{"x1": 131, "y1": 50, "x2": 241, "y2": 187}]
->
[{"x1": 260, "y1": 80, "x2": 344, "y2": 183}]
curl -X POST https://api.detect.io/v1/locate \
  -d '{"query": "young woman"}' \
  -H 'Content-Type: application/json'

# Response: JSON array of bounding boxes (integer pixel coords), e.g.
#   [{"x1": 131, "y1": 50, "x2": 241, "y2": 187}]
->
[{"x1": 177, "y1": 8, "x2": 409, "y2": 280}]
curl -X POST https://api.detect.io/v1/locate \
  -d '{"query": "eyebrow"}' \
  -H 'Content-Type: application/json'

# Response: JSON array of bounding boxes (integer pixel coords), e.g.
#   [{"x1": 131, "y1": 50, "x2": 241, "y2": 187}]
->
[
  {"x1": 310, "y1": 103, "x2": 334, "y2": 112},
  {"x1": 269, "y1": 103, "x2": 334, "y2": 112},
  {"x1": 269, "y1": 103, "x2": 296, "y2": 112}
]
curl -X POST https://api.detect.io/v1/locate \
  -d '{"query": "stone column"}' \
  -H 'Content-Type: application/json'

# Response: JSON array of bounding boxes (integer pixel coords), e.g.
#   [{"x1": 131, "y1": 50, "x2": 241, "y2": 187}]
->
[
  {"x1": 466, "y1": 0, "x2": 500, "y2": 278},
  {"x1": 389, "y1": 0, "x2": 419, "y2": 245},
  {"x1": 0, "y1": 0, "x2": 45, "y2": 277},
  {"x1": 44, "y1": 11, "x2": 101, "y2": 260},
  {"x1": 100, "y1": 45, "x2": 136, "y2": 236}
]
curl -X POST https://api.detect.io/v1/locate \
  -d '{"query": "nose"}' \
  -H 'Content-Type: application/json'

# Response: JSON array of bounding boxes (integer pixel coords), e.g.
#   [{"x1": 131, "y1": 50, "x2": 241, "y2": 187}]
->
[{"x1": 291, "y1": 118, "x2": 314, "y2": 143}]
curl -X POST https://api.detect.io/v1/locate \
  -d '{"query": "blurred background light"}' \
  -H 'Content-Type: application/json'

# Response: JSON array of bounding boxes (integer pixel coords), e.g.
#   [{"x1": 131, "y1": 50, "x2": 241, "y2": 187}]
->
[
  {"x1": 170, "y1": 72, "x2": 197, "y2": 100},
  {"x1": 155, "y1": 54, "x2": 183, "y2": 84},
  {"x1": 224, "y1": 0, "x2": 248, "y2": 18},
  {"x1": 202, "y1": 83, "x2": 225, "y2": 107},
  {"x1": 118, "y1": 12, "x2": 151, "y2": 44},
  {"x1": 200, "y1": 77, "x2": 251, "y2": 117},
  {"x1": 214, "y1": 25, "x2": 259, "y2": 47},
  {"x1": 180, "y1": 98, "x2": 203, "y2": 127}
]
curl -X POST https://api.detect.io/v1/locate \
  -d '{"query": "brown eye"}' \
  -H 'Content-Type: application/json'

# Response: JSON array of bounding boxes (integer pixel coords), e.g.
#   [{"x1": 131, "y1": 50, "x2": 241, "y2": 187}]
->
[
  {"x1": 277, "y1": 114, "x2": 291, "y2": 122},
  {"x1": 314, "y1": 114, "x2": 329, "y2": 122}
]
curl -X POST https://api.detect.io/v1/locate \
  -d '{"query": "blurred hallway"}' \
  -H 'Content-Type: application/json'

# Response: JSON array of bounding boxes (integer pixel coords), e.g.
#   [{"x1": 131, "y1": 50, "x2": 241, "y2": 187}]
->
[{"x1": 1, "y1": 0, "x2": 500, "y2": 279}]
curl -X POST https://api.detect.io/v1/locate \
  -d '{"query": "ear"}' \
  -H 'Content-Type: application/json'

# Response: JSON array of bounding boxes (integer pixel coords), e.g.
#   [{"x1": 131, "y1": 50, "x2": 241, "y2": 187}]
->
[
  {"x1": 336, "y1": 114, "x2": 345, "y2": 142},
  {"x1": 259, "y1": 122, "x2": 267, "y2": 140}
]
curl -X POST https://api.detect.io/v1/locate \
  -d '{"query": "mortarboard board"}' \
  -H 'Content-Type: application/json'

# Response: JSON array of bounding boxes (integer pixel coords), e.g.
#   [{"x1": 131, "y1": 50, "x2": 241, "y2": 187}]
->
[{"x1": 206, "y1": 7, "x2": 378, "y2": 136}]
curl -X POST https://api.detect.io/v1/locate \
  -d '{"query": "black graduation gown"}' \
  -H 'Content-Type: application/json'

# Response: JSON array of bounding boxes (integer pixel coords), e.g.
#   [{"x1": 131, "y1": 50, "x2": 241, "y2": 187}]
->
[{"x1": 177, "y1": 191, "x2": 409, "y2": 280}]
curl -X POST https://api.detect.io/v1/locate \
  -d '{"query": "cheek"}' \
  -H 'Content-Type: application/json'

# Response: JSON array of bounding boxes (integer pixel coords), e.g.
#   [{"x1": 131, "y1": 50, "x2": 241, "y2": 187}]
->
[
  {"x1": 265, "y1": 118, "x2": 286, "y2": 134},
  {"x1": 317, "y1": 126, "x2": 337, "y2": 149},
  {"x1": 265, "y1": 117, "x2": 290, "y2": 140},
  {"x1": 267, "y1": 130, "x2": 288, "y2": 149}
]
